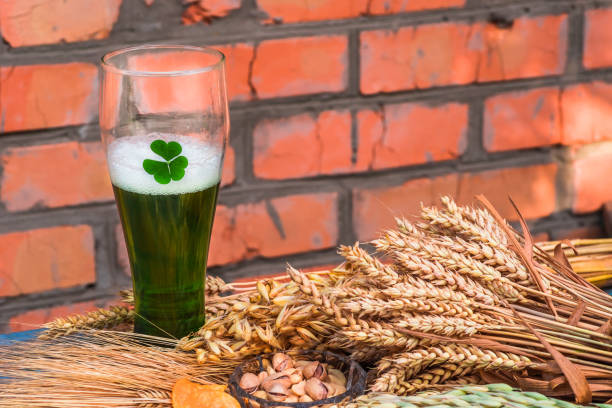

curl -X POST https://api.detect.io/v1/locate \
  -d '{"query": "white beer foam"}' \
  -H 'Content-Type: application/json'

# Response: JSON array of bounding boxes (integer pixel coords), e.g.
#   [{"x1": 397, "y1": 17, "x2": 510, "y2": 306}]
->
[{"x1": 108, "y1": 134, "x2": 222, "y2": 195}]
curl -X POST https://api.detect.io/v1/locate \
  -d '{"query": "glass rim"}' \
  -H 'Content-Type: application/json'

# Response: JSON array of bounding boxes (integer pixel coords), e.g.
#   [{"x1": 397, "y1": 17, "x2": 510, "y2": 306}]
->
[{"x1": 101, "y1": 44, "x2": 225, "y2": 77}]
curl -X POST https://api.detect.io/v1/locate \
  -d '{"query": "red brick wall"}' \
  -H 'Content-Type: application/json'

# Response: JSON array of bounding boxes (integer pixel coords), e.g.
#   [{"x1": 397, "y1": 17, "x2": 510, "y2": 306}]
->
[{"x1": 1, "y1": 0, "x2": 610, "y2": 331}]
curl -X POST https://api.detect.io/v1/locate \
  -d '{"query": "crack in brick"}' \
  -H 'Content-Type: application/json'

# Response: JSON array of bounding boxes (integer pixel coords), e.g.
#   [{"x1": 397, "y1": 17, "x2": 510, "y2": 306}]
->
[
  {"x1": 5, "y1": 2, "x2": 47, "y2": 21},
  {"x1": 0, "y1": 72, "x2": 3, "y2": 134},
  {"x1": 485, "y1": 29, "x2": 507, "y2": 81},
  {"x1": 454, "y1": 173, "x2": 463, "y2": 203},
  {"x1": 370, "y1": 104, "x2": 386, "y2": 170},
  {"x1": 265, "y1": 200, "x2": 286, "y2": 240},
  {"x1": 468, "y1": 24, "x2": 481, "y2": 83},
  {"x1": 226, "y1": 207, "x2": 260, "y2": 262},
  {"x1": 33, "y1": 97, "x2": 48, "y2": 128},
  {"x1": 558, "y1": 87, "x2": 565, "y2": 145},
  {"x1": 303, "y1": 0, "x2": 313, "y2": 16},
  {"x1": 350, "y1": 110, "x2": 358, "y2": 165},
  {"x1": 0, "y1": 66, "x2": 17, "y2": 133},
  {"x1": 247, "y1": 43, "x2": 259, "y2": 99},
  {"x1": 313, "y1": 112, "x2": 324, "y2": 174},
  {"x1": 1, "y1": 66, "x2": 16, "y2": 83}
]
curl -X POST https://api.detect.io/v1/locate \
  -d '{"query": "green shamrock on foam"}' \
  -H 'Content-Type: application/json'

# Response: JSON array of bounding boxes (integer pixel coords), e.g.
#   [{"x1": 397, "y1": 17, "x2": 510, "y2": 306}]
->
[{"x1": 142, "y1": 140, "x2": 188, "y2": 184}]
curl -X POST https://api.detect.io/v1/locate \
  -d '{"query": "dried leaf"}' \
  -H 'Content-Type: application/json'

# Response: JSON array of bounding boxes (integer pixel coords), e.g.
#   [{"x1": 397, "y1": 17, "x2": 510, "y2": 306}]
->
[
  {"x1": 597, "y1": 319, "x2": 612, "y2": 335},
  {"x1": 476, "y1": 195, "x2": 557, "y2": 318},
  {"x1": 554, "y1": 241, "x2": 576, "y2": 270},
  {"x1": 553, "y1": 241, "x2": 592, "y2": 288},
  {"x1": 566, "y1": 300, "x2": 587, "y2": 327},
  {"x1": 501, "y1": 298, "x2": 592, "y2": 404}
]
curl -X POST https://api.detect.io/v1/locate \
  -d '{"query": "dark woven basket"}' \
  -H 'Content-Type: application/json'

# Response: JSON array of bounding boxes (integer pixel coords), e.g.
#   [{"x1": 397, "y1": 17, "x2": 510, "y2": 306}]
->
[{"x1": 228, "y1": 350, "x2": 366, "y2": 408}]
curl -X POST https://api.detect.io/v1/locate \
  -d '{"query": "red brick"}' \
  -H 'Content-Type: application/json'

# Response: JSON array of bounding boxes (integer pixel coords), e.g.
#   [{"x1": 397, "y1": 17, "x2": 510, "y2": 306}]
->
[
  {"x1": 484, "y1": 87, "x2": 562, "y2": 152},
  {"x1": 208, "y1": 193, "x2": 338, "y2": 265},
  {"x1": 251, "y1": 36, "x2": 348, "y2": 98},
  {"x1": 477, "y1": 16, "x2": 567, "y2": 82},
  {"x1": 257, "y1": 0, "x2": 367, "y2": 23},
  {"x1": 361, "y1": 23, "x2": 473, "y2": 94},
  {"x1": 368, "y1": 0, "x2": 465, "y2": 15},
  {"x1": 360, "y1": 15, "x2": 567, "y2": 94},
  {"x1": 1, "y1": 142, "x2": 113, "y2": 212},
  {"x1": 455, "y1": 165, "x2": 557, "y2": 221},
  {"x1": 0, "y1": 225, "x2": 96, "y2": 297},
  {"x1": 353, "y1": 164, "x2": 557, "y2": 240},
  {"x1": 0, "y1": 0, "x2": 121, "y2": 47},
  {"x1": 561, "y1": 82, "x2": 612, "y2": 145},
  {"x1": 571, "y1": 143, "x2": 612, "y2": 213},
  {"x1": 357, "y1": 102, "x2": 468, "y2": 170},
  {"x1": 253, "y1": 110, "x2": 352, "y2": 179},
  {"x1": 0, "y1": 63, "x2": 98, "y2": 133},
  {"x1": 584, "y1": 8, "x2": 612, "y2": 69},
  {"x1": 214, "y1": 43, "x2": 255, "y2": 102},
  {"x1": 7, "y1": 301, "x2": 99, "y2": 333}
]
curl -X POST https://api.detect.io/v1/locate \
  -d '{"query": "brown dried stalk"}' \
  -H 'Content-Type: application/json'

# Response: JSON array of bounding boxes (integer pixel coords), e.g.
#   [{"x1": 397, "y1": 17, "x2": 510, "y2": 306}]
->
[{"x1": 40, "y1": 306, "x2": 134, "y2": 339}]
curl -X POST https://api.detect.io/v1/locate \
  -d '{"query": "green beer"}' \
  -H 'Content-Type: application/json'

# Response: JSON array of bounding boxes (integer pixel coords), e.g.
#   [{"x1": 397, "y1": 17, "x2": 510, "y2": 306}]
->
[{"x1": 108, "y1": 134, "x2": 222, "y2": 338}]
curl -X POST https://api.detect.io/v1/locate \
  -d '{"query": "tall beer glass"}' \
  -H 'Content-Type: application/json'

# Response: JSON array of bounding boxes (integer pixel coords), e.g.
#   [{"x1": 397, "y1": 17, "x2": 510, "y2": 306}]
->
[{"x1": 100, "y1": 45, "x2": 228, "y2": 338}]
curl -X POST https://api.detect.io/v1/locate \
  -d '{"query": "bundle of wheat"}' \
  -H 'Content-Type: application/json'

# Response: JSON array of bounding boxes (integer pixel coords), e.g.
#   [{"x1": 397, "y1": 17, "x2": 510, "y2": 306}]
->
[
  {"x1": 178, "y1": 196, "x2": 612, "y2": 403},
  {"x1": 22, "y1": 195, "x2": 612, "y2": 405}
]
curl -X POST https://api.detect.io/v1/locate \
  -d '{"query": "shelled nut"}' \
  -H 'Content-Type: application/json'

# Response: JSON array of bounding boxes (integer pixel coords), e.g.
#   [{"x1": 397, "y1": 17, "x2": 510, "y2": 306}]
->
[
  {"x1": 239, "y1": 354, "x2": 347, "y2": 406},
  {"x1": 304, "y1": 378, "x2": 328, "y2": 400},
  {"x1": 239, "y1": 373, "x2": 260, "y2": 394}
]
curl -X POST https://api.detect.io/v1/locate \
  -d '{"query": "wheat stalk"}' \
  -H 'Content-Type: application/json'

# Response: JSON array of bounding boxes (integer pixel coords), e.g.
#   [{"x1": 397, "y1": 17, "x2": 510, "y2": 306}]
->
[
  {"x1": 0, "y1": 331, "x2": 232, "y2": 407},
  {"x1": 374, "y1": 230, "x2": 526, "y2": 302},
  {"x1": 40, "y1": 306, "x2": 134, "y2": 339}
]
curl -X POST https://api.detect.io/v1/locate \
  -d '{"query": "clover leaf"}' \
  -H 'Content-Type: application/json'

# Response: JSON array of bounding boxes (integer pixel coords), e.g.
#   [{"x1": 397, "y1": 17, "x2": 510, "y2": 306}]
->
[{"x1": 143, "y1": 140, "x2": 188, "y2": 184}]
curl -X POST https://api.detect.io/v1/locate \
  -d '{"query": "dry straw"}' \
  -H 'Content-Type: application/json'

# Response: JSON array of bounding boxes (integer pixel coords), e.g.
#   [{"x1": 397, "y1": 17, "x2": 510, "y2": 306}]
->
[{"x1": 0, "y1": 331, "x2": 234, "y2": 407}]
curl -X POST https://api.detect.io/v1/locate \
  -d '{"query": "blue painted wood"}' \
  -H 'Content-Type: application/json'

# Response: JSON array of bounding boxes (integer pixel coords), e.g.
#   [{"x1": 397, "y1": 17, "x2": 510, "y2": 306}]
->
[{"x1": 0, "y1": 328, "x2": 43, "y2": 344}]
